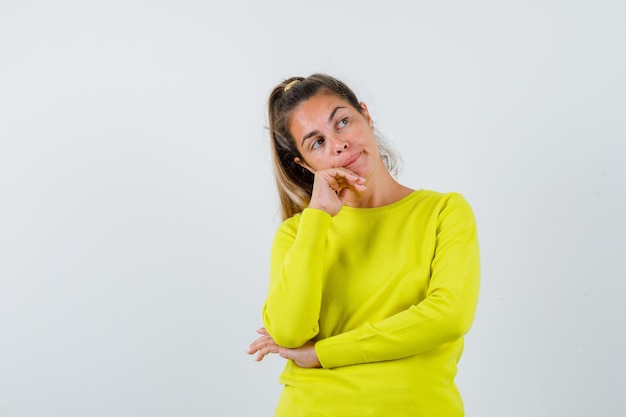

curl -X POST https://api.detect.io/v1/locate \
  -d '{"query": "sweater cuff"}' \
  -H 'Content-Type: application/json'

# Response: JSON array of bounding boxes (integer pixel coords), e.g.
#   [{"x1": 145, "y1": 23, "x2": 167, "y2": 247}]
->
[
  {"x1": 292, "y1": 208, "x2": 332, "y2": 253},
  {"x1": 315, "y1": 327, "x2": 368, "y2": 369}
]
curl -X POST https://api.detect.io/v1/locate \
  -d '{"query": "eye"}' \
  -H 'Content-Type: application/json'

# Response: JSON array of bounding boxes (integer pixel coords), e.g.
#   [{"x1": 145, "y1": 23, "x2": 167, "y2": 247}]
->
[
  {"x1": 337, "y1": 118, "x2": 348, "y2": 129},
  {"x1": 311, "y1": 137, "x2": 325, "y2": 150}
]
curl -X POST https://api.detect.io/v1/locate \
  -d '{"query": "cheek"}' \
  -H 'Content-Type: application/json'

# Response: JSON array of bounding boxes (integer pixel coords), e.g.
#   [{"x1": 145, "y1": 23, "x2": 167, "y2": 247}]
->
[
  {"x1": 366, "y1": 132, "x2": 380, "y2": 150},
  {"x1": 306, "y1": 156, "x2": 328, "y2": 171}
]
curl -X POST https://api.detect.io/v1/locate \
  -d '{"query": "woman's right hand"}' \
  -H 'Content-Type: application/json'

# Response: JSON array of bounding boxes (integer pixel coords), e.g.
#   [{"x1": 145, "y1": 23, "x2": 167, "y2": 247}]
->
[{"x1": 308, "y1": 168, "x2": 367, "y2": 216}]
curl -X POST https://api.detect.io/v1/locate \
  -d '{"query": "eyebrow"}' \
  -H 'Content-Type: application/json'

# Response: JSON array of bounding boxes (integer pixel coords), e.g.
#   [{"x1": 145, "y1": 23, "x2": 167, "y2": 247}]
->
[{"x1": 300, "y1": 106, "x2": 347, "y2": 147}]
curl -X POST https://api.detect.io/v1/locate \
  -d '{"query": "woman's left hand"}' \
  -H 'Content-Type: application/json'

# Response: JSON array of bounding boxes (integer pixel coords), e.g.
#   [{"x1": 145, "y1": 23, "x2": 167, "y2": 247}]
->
[{"x1": 247, "y1": 328, "x2": 321, "y2": 368}]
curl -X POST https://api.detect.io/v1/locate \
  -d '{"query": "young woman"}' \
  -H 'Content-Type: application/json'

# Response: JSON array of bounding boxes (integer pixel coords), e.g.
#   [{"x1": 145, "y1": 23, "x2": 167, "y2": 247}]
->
[{"x1": 247, "y1": 74, "x2": 480, "y2": 416}]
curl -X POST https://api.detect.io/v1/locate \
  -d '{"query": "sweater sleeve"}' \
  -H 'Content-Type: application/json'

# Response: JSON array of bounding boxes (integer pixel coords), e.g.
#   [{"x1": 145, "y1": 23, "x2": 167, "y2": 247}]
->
[
  {"x1": 262, "y1": 208, "x2": 331, "y2": 348},
  {"x1": 315, "y1": 194, "x2": 480, "y2": 368}
]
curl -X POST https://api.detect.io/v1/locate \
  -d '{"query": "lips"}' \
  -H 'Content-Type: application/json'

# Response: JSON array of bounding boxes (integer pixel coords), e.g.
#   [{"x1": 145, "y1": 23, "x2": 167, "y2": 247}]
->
[{"x1": 343, "y1": 152, "x2": 362, "y2": 169}]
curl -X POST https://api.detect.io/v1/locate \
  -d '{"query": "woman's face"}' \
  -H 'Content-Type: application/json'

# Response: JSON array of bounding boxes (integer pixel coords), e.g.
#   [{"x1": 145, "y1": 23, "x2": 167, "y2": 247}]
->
[{"x1": 289, "y1": 92, "x2": 380, "y2": 179}]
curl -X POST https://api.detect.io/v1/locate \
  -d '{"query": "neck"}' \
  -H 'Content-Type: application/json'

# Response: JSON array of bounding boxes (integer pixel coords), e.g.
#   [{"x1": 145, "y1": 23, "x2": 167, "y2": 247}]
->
[{"x1": 344, "y1": 163, "x2": 413, "y2": 209}]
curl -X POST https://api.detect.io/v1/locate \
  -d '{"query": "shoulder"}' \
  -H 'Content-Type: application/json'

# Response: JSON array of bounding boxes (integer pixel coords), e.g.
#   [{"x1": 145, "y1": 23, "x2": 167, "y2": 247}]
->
[
  {"x1": 272, "y1": 212, "x2": 301, "y2": 240},
  {"x1": 406, "y1": 189, "x2": 472, "y2": 211},
  {"x1": 403, "y1": 190, "x2": 476, "y2": 229},
  {"x1": 275, "y1": 208, "x2": 331, "y2": 237}
]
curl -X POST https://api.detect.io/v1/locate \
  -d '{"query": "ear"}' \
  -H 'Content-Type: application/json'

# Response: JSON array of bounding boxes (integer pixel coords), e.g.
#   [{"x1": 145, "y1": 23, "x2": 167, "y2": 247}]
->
[
  {"x1": 359, "y1": 102, "x2": 374, "y2": 129},
  {"x1": 294, "y1": 157, "x2": 315, "y2": 174}
]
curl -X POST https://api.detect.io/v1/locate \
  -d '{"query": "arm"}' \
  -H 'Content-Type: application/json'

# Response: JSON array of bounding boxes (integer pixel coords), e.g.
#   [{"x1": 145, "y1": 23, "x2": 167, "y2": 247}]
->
[
  {"x1": 261, "y1": 208, "x2": 331, "y2": 348},
  {"x1": 261, "y1": 168, "x2": 366, "y2": 348},
  {"x1": 315, "y1": 194, "x2": 480, "y2": 368}
]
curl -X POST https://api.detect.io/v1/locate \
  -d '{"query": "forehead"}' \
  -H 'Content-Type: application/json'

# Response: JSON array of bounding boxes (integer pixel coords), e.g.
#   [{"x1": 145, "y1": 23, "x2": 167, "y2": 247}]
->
[{"x1": 289, "y1": 93, "x2": 352, "y2": 134}]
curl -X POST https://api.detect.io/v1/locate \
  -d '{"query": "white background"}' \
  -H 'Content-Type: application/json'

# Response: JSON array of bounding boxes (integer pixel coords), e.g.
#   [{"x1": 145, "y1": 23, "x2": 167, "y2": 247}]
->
[{"x1": 1, "y1": 1, "x2": 624, "y2": 416}]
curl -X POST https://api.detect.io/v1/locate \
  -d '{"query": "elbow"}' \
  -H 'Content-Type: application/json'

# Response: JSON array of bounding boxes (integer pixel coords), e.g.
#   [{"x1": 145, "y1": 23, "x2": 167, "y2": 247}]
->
[
  {"x1": 444, "y1": 308, "x2": 476, "y2": 340},
  {"x1": 431, "y1": 285, "x2": 479, "y2": 341},
  {"x1": 262, "y1": 307, "x2": 319, "y2": 348},
  {"x1": 268, "y1": 328, "x2": 318, "y2": 349}
]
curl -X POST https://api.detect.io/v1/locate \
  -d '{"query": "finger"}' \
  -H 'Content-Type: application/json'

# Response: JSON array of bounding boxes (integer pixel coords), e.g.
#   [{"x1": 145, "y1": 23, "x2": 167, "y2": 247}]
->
[
  {"x1": 332, "y1": 177, "x2": 367, "y2": 195},
  {"x1": 255, "y1": 343, "x2": 281, "y2": 361},
  {"x1": 248, "y1": 336, "x2": 273, "y2": 352},
  {"x1": 313, "y1": 169, "x2": 366, "y2": 197},
  {"x1": 256, "y1": 349, "x2": 271, "y2": 361},
  {"x1": 278, "y1": 347, "x2": 292, "y2": 360},
  {"x1": 329, "y1": 168, "x2": 366, "y2": 184},
  {"x1": 338, "y1": 181, "x2": 367, "y2": 195},
  {"x1": 324, "y1": 172, "x2": 367, "y2": 194},
  {"x1": 335, "y1": 176, "x2": 366, "y2": 190},
  {"x1": 247, "y1": 335, "x2": 275, "y2": 354}
]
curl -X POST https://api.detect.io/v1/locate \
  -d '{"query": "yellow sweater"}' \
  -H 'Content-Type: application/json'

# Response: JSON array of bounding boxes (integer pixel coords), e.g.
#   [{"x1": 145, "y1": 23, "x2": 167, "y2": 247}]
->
[{"x1": 263, "y1": 190, "x2": 480, "y2": 417}]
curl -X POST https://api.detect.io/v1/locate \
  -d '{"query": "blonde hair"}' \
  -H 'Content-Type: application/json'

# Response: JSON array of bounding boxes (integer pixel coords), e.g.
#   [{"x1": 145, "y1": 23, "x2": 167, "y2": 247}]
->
[{"x1": 268, "y1": 74, "x2": 399, "y2": 220}]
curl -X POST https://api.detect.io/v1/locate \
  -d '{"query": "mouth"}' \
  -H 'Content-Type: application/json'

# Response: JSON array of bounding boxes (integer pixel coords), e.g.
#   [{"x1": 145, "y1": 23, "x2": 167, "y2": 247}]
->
[{"x1": 343, "y1": 152, "x2": 362, "y2": 169}]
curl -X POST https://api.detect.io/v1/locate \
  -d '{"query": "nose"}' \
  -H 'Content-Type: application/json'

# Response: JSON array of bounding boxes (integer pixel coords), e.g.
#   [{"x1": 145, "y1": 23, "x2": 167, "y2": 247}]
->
[{"x1": 333, "y1": 139, "x2": 349, "y2": 154}]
